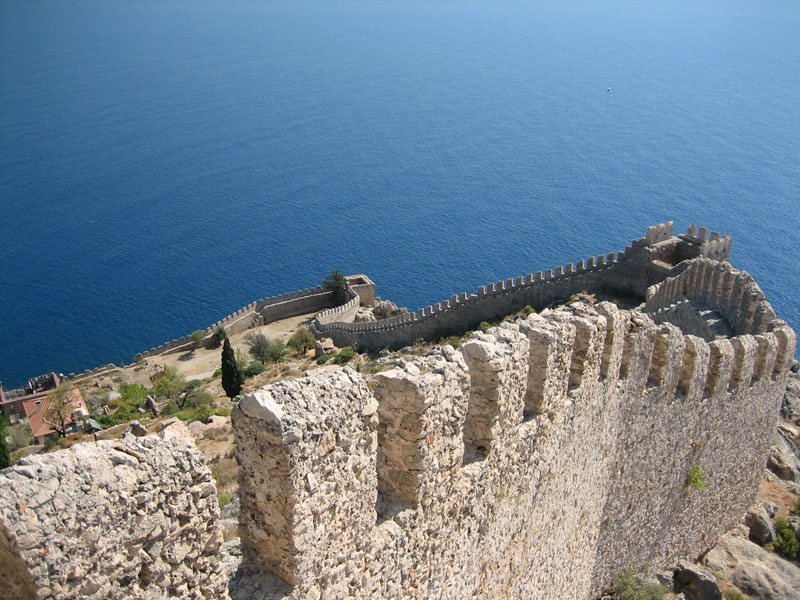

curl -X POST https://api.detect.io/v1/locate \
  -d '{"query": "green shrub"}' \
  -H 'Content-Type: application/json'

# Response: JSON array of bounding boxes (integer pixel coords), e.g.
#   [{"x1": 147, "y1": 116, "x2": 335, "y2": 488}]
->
[
  {"x1": 612, "y1": 298, "x2": 624, "y2": 308},
  {"x1": 268, "y1": 340, "x2": 288, "y2": 363},
  {"x1": 5, "y1": 422, "x2": 34, "y2": 451},
  {"x1": 244, "y1": 362, "x2": 268, "y2": 377},
  {"x1": 95, "y1": 383, "x2": 151, "y2": 428},
  {"x1": 288, "y1": 327, "x2": 315, "y2": 354},
  {"x1": 173, "y1": 405, "x2": 212, "y2": 423},
  {"x1": 121, "y1": 383, "x2": 149, "y2": 404},
  {"x1": 244, "y1": 332, "x2": 271, "y2": 365},
  {"x1": 793, "y1": 498, "x2": 800, "y2": 515},
  {"x1": 43, "y1": 437, "x2": 60, "y2": 451},
  {"x1": 192, "y1": 404, "x2": 213, "y2": 424},
  {"x1": 212, "y1": 367, "x2": 222, "y2": 378},
  {"x1": 361, "y1": 361, "x2": 385, "y2": 374},
  {"x1": 323, "y1": 269, "x2": 348, "y2": 304},
  {"x1": 479, "y1": 321, "x2": 491, "y2": 333},
  {"x1": 211, "y1": 326, "x2": 227, "y2": 347},
  {"x1": 687, "y1": 465, "x2": 706, "y2": 491},
  {"x1": 611, "y1": 565, "x2": 666, "y2": 600},
  {"x1": 523, "y1": 305, "x2": 535, "y2": 315},
  {"x1": 444, "y1": 336, "x2": 463, "y2": 349},
  {"x1": 317, "y1": 353, "x2": 334, "y2": 365},
  {"x1": 189, "y1": 329, "x2": 206, "y2": 350},
  {"x1": 213, "y1": 406, "x2": 232, "y2": 417},
  {"x1": 0, "y1": 416, "x2": 10, "y2": 468},
  {"x1": 722, "y1": 588, "x2": 749, "y2": 600},
  {"x1": 773, "y1": 515, "x2": 799, "y2": 559},
  {"x1": 335, "y1": 346, "x2": 356, "y2": 364},
  {"x1": 218, "y1": 492, "x2": 232, "y2": 508}
]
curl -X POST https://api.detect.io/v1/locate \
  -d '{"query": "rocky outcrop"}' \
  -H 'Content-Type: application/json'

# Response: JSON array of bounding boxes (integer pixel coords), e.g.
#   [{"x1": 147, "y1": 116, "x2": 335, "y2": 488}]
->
[
  {"x1": 673, "y1": 562, "x2": 722, "y2": 600},
  {"x1": 745, "y1": 505, "x2": 777, "y2": 545},
  {"x1": 0, "y1": 422, "x2": 227, "y2": 600},
  {"x1": 704, "y1": 531, "x2": 800, "y2": 600}
]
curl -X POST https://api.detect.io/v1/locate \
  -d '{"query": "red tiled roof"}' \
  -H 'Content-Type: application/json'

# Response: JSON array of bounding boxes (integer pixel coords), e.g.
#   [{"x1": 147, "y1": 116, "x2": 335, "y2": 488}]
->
[{"x1": 25, "y1": 390, "x2": 87, "y2": 439}]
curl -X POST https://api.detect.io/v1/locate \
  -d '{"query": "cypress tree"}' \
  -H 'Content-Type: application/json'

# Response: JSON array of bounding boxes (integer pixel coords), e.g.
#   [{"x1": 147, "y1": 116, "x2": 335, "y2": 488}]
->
[
  {"x1": 221, "y1": 337, "x2": 244, "y2": 399},
  {"x1": 0, "y1": 415, "x2": 11, "y2": 469}
]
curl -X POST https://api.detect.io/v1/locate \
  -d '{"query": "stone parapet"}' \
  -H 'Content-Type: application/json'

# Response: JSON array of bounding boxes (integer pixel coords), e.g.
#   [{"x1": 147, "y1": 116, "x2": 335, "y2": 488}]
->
[
  {"x1": 232, "y1": 369, "x2": 378, "y2": 594},
  {"x1": 233, "y1": 298, "x2": 796, "y2": 599},
  {"x1": 0, "y1": 422, "x2": 227, "y2": 600},
  {"x1": 309, "y1": 222, "x2": 725, "y2": 351},
  {"x1": 646, "y1": 258, "x2": 777, "y2": 336}
]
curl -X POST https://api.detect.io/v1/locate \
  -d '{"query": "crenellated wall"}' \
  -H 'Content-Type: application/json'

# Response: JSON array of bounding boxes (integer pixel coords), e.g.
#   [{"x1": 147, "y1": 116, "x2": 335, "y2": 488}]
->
[
  {"x1": 646, "y1": 258, "x2": 776, "y2": 337},
  {"x1": 4, "y1": 221, "x2": 793, "y2": 600},
  {"x1": 131, "y1": 276, "x2": 376, "y2": 362},
  {"x1": 133, "y1": 285, "x2": 339, "y2": 361},
  {"x1": 232, "y1": 275, "x2": 795, "y2": 599},
  {"x1": 308, "y1": 222, "x2": 723, "y2": 351},
  {"x1": 0, "y1": 421, "x2": 228, "y2": 600}
]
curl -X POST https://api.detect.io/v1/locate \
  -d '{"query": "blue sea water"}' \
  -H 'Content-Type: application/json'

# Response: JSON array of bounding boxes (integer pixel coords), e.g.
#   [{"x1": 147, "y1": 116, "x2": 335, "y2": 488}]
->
[{"x1": 1, "y1": 0, "x2": 798, "y2": 388}]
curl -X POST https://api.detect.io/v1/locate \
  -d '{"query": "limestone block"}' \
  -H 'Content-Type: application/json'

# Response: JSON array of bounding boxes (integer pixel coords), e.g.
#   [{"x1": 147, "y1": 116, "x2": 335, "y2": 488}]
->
[
  {"x1": 233, "y1": 368, "x2": 377, "y2": 589},
  {"x1": 373, "y1": 346, "x2": 470, "y2": 505},
  {"x1": 0, "y1": 432, "x2": 226, "y2": 600},
  {"x1": 519, "y1": 312, "x2": 575, "y2": 418},
  {"x1": 549, "y1": 305, "x2": 607, "y2": 391},
  {"x1": 596, "y1": 301, "x2": 627, "y2": 382},
  {"x1": 460, "y1": 323, "x2": 529, "y2": 455},
  {"x1": 619, "y1": 313, "x2": 658, "y2": 392},
  {"x1": 648, "y1": 323, "x2": 686, "y2": 397}
]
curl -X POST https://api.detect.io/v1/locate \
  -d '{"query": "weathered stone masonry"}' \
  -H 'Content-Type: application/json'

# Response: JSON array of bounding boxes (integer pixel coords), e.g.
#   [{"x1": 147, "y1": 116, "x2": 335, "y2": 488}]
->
[
  {"x1": 0, "y1": 422, "x2": 228, "y2": 600},
  {"x1": 309, "y1": 222, "x2": 733, "y2": 351},
  {"x1": 0, "y1": 223, "x2": 794, "y2": 600},
  {"x1": 233, "y1": 227, "x2": 795, "y2": 599}
]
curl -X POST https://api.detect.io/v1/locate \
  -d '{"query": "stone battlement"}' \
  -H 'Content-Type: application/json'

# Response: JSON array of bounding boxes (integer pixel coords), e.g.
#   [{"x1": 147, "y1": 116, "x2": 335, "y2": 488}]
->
[
  {"x1": 232, "y1": 244, "x2": 795, "y2": 598},
  {"x1": 1, "y1": 222, "x2": 794, "y2": 600},
  {"x1": 309, "y1": 222, "x2": 732, "y2": 351}
]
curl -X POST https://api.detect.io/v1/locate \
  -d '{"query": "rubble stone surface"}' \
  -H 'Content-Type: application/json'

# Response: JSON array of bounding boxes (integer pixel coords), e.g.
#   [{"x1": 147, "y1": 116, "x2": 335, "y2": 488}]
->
[{"x1": 0, "y1": 421, "x2": 228, "y2": 600}]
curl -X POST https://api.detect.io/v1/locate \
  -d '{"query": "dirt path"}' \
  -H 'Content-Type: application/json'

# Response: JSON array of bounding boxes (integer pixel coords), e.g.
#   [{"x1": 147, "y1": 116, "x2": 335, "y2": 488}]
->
[{"x1": 146, "y1": 313, "x2": 315, "y2": 380}]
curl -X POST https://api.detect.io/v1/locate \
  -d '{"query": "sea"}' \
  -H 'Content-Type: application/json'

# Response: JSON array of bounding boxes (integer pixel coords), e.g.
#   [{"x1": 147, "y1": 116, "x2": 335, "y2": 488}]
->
[{"x1": 1, "y1": 0, "x2": 798, "y2": 389}]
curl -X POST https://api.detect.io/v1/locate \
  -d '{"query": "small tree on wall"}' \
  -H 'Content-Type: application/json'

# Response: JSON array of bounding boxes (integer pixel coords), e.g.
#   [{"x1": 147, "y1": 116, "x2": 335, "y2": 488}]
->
[
  {"x1": 46, "y1": 382, "x2": 76, "y2": 438},
  {"x1": 221, "y1": 337, "x2": 244, "y2": 399},
  {"x1": 189, "y1": 330, "x2": 206, "y2": 351},
  {"x1": 323, "y1": 269, "x2": 348, "y2": 305}
]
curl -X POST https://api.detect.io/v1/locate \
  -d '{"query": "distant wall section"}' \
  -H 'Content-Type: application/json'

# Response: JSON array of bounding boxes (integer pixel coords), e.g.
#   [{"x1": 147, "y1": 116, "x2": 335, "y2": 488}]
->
[{"x1": 309, "y1": 222, "x2": 731, "y2": 351}]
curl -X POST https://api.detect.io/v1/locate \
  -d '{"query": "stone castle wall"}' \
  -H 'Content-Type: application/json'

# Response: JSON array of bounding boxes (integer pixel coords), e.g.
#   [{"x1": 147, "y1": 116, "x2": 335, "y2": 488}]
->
[
  {"x1": 234, "y1": 283, "x2": 795, "y2": 599},
  {"x1": 309, "y1": 222, "x2": 733, "y2": 351},
  {"x1": 0, "y1": 422, "x2": 228, "y2": 600},
  {"x1": 2, "y1": 222, "x2": 789, "y2": 600},
  {"x1": 133, "y1": 285, "x2": 338, "y2": 362},
  {"x1": 126, "y1": 275, "x2": 374, "y2": 365}
]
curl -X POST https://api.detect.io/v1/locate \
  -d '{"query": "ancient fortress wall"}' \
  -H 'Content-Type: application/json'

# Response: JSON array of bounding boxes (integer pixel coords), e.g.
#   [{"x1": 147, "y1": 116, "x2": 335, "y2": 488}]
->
[
  {"x1": 3, "y1": 222, "x2": 791, "y2": 600},
  {"x1": 0, "y1": 422, "x2": 228, "y2": 600},
  {"x1": 233, "y1": 257, "x2": 794, "y2": 599},
  {"x1": 124, "y1": 275, "x2": 375, "y2": 366},
  {"x1": 133, "y1": 285, "x2": 337, "y2": 362},
  {"x1": 309, "y1": 223, "x2": 733, "y2": 351},
  {"x1": 646, "y1": 258, "x2": 778, "y2": 338}
]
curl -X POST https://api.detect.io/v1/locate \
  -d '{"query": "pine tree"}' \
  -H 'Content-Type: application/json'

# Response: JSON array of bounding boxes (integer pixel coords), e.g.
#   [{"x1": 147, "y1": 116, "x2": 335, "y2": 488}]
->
[
  {"x1": 323, "y1": 269, "x2": 348, "y2": 304},
  {"x1": 221, "y1": 337, "x2": 244, "y2": 399},
  {"x1": 0, "y1": 415, "x2": 11, "y2": 469}
]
